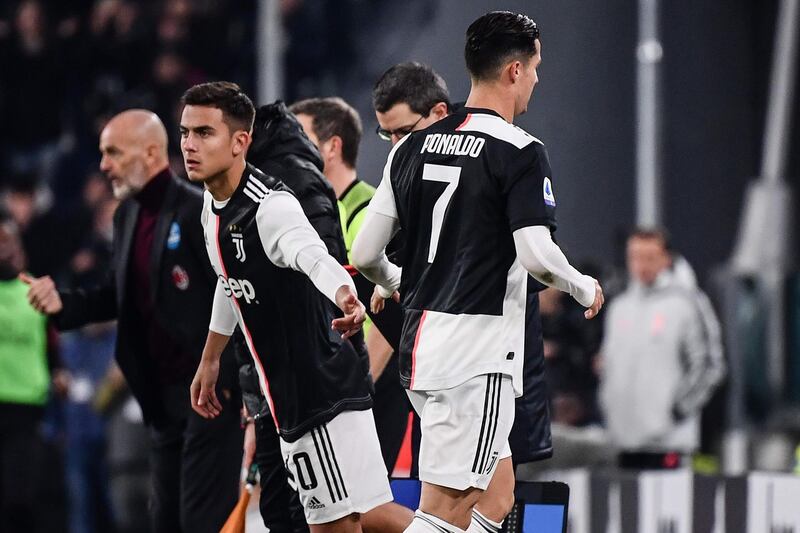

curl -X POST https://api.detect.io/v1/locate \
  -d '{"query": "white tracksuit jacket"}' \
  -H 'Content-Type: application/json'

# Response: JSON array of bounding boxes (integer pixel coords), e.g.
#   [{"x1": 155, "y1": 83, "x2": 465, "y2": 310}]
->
[{"x1": 599, "y1": 262, "x2": 726, "y2": 452}]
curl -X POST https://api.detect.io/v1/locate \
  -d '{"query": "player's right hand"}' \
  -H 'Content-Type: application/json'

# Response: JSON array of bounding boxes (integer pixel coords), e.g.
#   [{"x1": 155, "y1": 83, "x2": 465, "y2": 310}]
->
[
  {"x1": 333, "y1": 285, "x2": 366, "y2": 339},
  {"x1": 190, "y1": 359, "x2": 222, "y2": 419},
  {"x1": 584, "y1": 279, "x2": 604, "y2": 320},
  {"x1": 19, "y1": 273, "x2": 63, "y2": 314}
]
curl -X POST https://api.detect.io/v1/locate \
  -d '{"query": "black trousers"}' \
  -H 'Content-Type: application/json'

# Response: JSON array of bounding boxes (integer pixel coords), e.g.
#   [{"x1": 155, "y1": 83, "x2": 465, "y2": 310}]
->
[
  {"x1": 373, "y1": 355, "x2": 414, "y2": 472},
  {"x1": 148, "y1": 384, "x2": 243, "y2": 533},
  {"x1": 254, "y1": 415, "x2": 309, "y2": 533},
  {"x1": 0, "y1": 405, "x2": 44, "y2": 533}
]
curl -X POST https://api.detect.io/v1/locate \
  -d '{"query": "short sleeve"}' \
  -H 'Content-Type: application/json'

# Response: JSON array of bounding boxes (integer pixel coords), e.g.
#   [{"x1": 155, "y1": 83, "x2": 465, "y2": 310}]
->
[
  {"x1": 368, "y1": 163, "x2": 398, "y2": 219},
  {"x1": 368, "y1": 135, "x2": 411, "y2": 220},
  {"x1": 504, "y1": 141, "x2": 557, "y2": 232}
]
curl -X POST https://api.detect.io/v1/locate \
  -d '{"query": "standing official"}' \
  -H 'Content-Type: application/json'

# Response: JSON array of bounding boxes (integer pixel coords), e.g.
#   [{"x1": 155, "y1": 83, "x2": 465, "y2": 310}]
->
[
  {"x1": 24, "y1": 109, "x2": 242, "y2": 533},
  {"x1": 0, "y1": 211, "x2": 63, "y2": 533}
]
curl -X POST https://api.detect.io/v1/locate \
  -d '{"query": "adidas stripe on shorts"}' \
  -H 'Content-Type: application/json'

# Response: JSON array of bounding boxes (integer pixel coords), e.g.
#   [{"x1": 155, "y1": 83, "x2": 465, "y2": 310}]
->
[
  {"x1": 280, "y1": 408, "x2": 393, "y2": 524},
  {"x1": 407, "y1": 373, "x2": 515, "y2": 490}
]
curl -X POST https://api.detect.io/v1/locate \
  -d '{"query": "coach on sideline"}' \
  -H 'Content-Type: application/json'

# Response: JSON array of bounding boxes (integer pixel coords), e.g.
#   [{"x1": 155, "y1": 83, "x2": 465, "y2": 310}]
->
[{"x1": 23, "y1": 109, "x2": 242, "y2": 533}]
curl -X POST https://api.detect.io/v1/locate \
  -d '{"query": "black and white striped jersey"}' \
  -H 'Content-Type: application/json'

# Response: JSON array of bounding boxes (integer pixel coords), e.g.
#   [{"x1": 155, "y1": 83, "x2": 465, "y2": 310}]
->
[
  {"x1": 202, "y1": 164, "x2": 372, "y2": 442},
  {"x1": 368, "y1": 108, "x2": 557, "y2": 394}
]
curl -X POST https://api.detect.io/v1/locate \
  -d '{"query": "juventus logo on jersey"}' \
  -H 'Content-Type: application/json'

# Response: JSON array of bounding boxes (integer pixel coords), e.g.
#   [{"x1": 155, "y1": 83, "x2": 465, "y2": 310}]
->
[
  {"x1": 232, "y1": 233, "x2": 246, "y2": 262},
  {"x1": 230, "y1": 226, "x2": 246, "y2": 262}
]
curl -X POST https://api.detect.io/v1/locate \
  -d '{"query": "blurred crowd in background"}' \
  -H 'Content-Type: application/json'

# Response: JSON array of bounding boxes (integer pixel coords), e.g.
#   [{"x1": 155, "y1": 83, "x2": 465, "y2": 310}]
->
[
  {"x1": 0, "y1": 1, "x2": 797, "y2": 532},
  {"x1": 0, "y1": 2, "x2": 254, "y2": 532},
  {"x1": 0, "y1": 0, "x2": 255, "y2": 246}
]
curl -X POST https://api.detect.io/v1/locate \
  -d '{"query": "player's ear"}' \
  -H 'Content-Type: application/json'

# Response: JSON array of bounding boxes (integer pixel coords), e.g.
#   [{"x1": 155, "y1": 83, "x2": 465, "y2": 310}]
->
[
  {"x1": 232, "y1": 130, "x2": 251, "y2": 156},
  {"x1": 507, "y1": 60, "x2": 522, "y2": 84}
]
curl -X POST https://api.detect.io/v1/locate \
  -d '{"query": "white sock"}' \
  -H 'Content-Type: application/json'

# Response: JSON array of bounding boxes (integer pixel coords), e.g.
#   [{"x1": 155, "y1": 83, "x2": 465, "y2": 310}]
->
[
  {"x1": 403, "y1": 510, "x2": 467, "y2": 533},
  {"x1": 466, "y1": 509, "x2": 503, "y2": 532}
]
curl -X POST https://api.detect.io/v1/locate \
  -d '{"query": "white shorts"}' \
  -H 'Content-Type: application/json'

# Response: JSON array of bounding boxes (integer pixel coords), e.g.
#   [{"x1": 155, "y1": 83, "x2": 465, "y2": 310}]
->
[
  {"x1": 408, "y1": 373, "x2": 515, "y2": 491},
  {"x1": 280, "y1": 409, "x2": 393, "y2": 524}
]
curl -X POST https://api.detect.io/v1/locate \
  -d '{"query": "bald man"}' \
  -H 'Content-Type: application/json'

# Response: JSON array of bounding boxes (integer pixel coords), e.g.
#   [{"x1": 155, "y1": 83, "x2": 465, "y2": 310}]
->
[{"x1": 23, "y1": 109, "x2": 242, "y2": 533}]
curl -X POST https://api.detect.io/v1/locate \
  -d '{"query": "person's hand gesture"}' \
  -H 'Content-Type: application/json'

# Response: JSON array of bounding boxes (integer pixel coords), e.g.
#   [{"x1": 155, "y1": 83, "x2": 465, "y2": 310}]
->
[
  {"x1": 19, "y1": 273, "x2": 63, "y2": 314},
  {"x1": 332, "y1": 285, "x2": 366, "y2": 339},
  {"x1": 370, "y1": 285, "x2": 400, "y2": 314}
]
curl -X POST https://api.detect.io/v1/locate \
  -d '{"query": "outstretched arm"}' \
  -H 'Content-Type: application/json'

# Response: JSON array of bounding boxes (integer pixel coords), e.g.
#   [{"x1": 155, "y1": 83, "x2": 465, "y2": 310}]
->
[
  {"x1": 255, "y1": 192, "x2": 365, "y2": 338},
  {"x1": 21, "y1": 272, "x2": 118, "y2": 328},
  {"x1": 513, "y1": 225, "x2": 603, "y2": 319}
]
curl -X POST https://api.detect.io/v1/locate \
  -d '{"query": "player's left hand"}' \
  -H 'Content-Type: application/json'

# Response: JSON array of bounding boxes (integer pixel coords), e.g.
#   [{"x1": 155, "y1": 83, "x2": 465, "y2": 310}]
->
[
  {"x1": 332, "y1": 285, "x2": 366, "y2": 339},
  {"x1": 584, "y1": 279, "x2": 604, "y2": 320}
]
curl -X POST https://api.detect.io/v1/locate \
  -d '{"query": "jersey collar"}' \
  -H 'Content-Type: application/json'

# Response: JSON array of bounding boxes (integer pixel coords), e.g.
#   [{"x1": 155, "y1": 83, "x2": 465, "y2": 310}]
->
[
  {"x1": 211, "y1": 163, "x2": 259, "y2": 215},
  {"x1": 460, "y1": 107, "x2": 504, "y2": 120}
]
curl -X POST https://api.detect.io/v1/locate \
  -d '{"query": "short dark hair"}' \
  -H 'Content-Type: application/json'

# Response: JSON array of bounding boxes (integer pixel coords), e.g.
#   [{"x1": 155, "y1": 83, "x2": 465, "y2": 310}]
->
[
  {"x1": 465, "y1": 11, "x2": 539, "y2": 81},
  {"x1": 372, "y1": 62, "x2": 451, "y2": 115},
  {"x1": 180, "y1": 81, "x2": 255, "y2": 134},
  {"x1": 289, "y1": 97, "x2": 362, "y2": 168},
  {"x1": 628, "y1": 227, "x2": 672, "y2": 252}
]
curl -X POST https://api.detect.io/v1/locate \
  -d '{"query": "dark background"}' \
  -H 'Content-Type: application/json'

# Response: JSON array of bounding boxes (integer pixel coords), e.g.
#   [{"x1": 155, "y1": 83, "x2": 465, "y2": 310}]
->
[{"x1": 286, "y1": 0, "x2": 799, "y2": 284}]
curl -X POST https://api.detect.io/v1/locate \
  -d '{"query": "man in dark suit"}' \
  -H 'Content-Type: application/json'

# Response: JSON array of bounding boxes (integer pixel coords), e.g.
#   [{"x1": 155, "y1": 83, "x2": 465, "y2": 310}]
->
[{"x1": 23, "y1": 109, "x2": 242, "y2": 533}]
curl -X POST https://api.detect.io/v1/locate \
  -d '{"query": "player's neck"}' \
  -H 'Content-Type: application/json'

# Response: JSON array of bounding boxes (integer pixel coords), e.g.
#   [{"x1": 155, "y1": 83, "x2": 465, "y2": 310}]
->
[
  {"x1": 326, "y1": 164, "x2": 358, "y2": 199},
  {"x1": 206, "y1": 158, "x2": 247, "y2": 202},
  {"x1": 465, "y1": 85, "x2": 515, "y2": 123}
]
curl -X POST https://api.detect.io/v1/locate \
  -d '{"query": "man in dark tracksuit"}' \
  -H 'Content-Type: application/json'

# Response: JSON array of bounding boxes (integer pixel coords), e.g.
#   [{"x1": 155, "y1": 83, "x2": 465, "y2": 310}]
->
[{"x1": 24, "y1": 109, "x2": 241, "y2": 533}]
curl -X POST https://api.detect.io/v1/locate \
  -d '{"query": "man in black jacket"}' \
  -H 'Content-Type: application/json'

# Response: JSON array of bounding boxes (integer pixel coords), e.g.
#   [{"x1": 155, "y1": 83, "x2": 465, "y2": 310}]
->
[{"x1": 24, "y1": 109, "x2": 242, "y2": 533}]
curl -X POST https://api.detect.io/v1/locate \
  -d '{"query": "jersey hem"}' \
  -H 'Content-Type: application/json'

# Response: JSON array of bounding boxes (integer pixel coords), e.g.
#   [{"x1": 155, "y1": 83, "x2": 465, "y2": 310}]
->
[
  {"x1": 400, "y1": 365, "x2": 515, "y2": 393},
  {"x1": 278, "y1": 396, "x2": 373, "y2": 443}
]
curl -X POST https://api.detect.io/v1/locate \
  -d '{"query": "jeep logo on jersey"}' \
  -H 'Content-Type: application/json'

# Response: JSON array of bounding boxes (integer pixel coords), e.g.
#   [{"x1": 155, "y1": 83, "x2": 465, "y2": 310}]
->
[{"x1": 220, "y1": 275, "x2": 256, "y2": 304}]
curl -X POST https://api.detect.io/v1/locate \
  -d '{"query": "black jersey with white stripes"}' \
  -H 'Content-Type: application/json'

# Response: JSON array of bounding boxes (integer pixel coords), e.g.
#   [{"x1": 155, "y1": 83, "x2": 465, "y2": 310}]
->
[
  {"x1": 202, "y1": 164, "x2": 372, "y2": 442},
  {"x1": 369, "y1": 108, "x2": 557, "y2": 392}
]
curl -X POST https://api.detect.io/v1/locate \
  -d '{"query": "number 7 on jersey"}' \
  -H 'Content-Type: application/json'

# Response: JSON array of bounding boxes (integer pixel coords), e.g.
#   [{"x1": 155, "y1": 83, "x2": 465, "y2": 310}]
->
[{"x1": 422, "y1": 163, "x2": 461, "y2": 263}]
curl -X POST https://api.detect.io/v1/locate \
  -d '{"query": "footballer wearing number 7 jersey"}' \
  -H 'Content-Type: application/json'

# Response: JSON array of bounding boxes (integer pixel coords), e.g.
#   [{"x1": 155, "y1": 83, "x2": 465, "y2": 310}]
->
[{"x1": 352, "y1": 11, "x2": 603, "y2": 533}]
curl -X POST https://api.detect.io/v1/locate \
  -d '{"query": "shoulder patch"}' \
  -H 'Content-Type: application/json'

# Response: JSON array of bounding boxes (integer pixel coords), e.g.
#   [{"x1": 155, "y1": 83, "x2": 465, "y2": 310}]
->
[
  {"x1": 543, "y1": 177, "x2": 556, "y2": 207},
  {"x1": 166, "y1": 221, "x2": 181, "y2": 250}
]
